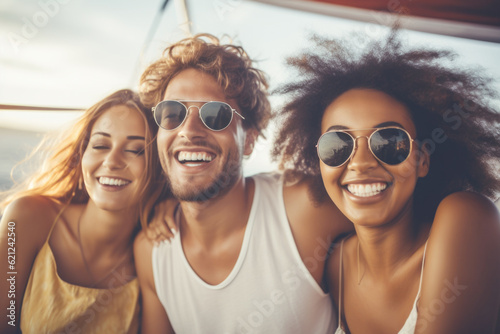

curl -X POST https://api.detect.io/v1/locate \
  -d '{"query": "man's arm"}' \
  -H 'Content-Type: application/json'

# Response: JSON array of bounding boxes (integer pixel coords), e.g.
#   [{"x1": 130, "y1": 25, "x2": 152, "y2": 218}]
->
[
  {"x1": 133, "y1": 231, "x2": 174, "y2": 334},
  {"x1": 283, "y1": 176, "x2": 353, "y2": 286}
]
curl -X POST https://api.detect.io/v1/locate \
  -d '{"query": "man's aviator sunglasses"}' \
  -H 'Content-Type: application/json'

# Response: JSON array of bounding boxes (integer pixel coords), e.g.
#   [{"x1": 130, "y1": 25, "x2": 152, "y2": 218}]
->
[
  {"x1": 316, "y1": 127, "x2": 415, "y2": 167},
  {"x1": 152, "y1": 100, "x2": 245, "y2": 131}
]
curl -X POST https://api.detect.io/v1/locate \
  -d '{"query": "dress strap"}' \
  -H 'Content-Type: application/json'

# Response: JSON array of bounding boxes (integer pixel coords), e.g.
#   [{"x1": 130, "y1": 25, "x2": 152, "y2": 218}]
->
[
  {"x1": 415, "y1": 240, "x2": 429, "y2": 298},
  {"x1": 44, "y1": 200, "x2": 68, "y2": 244},
  {"x1": 338, "y1": 237, "x2": 346, "y2": 330}
]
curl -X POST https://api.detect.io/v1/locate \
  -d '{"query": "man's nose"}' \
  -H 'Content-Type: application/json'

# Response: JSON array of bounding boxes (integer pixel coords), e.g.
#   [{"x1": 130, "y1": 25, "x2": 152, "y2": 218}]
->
[{"x1": 177, "y1": 105, "x2": 208, "y2": 140}]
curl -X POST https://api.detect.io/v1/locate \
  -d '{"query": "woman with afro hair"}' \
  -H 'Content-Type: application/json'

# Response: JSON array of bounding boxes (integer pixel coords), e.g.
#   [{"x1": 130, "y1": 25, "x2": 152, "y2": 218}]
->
[{"x1": 273, "y1": 30, "x2": 500, "y2": 333}]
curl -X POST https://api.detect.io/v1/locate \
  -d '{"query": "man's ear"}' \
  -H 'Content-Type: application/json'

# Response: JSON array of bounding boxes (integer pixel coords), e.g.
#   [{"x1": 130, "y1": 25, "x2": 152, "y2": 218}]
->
[
  {"x1": 243, "y1": 129, "x2": 258, "y2": 156},
  {"x1": 417, "y1": 142, "x2": 430, "y2": 178}
]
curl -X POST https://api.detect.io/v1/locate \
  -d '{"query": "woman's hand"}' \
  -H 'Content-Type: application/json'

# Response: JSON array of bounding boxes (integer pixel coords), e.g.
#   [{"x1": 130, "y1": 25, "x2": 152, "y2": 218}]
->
[{"x1": 145, "y1": 198, "x2": 179, "y2": 243}]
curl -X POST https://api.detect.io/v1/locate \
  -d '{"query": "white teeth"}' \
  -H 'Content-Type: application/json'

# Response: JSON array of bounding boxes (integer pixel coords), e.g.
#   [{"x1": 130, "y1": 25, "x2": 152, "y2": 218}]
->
[
  {"x1": 178, "y1": 151, "x2": 214, "y2": 163},
  {"x1": 347, "y1": 183, "x2": 387, "y2": 197},
  {"x1": 99, "y1": 177, "x2": 130, "y2": 186}
]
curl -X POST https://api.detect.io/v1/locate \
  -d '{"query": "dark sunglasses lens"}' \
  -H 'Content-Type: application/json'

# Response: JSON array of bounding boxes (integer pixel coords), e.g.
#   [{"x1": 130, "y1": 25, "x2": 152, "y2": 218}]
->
[
  {"x1": 370, "y1": 128, "x2": 411, "y2": 165},
  {"x1": 200, "y1": 102, "x2": 233, "y2": 130},
  {"x1": 154, "y1": 101, "x2": 186, "y2": 130},
  {"x1": 318, "y1": 131, "x2": 354, "y2": 167}
]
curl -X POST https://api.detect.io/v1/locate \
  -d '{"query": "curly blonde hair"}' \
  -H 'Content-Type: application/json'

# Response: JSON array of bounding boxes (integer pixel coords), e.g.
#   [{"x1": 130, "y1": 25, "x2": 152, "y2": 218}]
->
[{"x1": 139, "y1": 33, "x2": 271, "y2": 138}]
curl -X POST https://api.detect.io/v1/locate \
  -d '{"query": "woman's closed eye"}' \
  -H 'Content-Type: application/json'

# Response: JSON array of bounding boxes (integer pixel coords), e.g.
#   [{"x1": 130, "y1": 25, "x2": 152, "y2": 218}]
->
[
  {"x1": 92, "y1": 144, "x2": 109, "y2": 150},
  {"x1": 125, "y1": 147, "x2": 145, "y2": 156}
]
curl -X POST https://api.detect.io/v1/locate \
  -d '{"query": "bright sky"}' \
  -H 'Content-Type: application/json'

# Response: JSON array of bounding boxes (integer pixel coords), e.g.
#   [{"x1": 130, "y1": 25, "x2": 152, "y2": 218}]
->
[{"x1": 1, "y1": 0, "x2": 500, "y2": 175}]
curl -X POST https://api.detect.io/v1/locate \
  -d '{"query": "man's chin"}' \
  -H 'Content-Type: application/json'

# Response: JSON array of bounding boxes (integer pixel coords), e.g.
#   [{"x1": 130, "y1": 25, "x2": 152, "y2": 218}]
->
[
  {"x1": 166, "y1": 151, "x2": 242, "y2": 203},
  {"x1": 171, "y1": 184, "x2": 226, "y2": 202},
  {"x1": 169, "y1": 175, "x2": 238, "y2": 203}
]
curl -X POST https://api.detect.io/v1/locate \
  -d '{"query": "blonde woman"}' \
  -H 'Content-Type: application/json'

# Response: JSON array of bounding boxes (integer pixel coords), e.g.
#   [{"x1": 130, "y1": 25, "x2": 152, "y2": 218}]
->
[{"x1": 0, "y1": 89, "x2": 166, "y2": 333}]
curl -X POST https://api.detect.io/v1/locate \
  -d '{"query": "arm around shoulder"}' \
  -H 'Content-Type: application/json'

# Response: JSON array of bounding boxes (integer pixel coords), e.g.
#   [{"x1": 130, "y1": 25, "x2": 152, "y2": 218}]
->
[
  {"x1": 133, "y1": 231, "x2": 174, "y2": 334},
  {"x1": 284, "y1": 176, "x2": 353, "y2": 242},
  {"x1": 0, "y1": 196, "x2": 56, "y2": 333},
  {"x1": 418, "y1": 191, "x2": 500, "y2": 334},
  {"x1": 283, "y1": 176, "x2": 353, "y2": 286}
]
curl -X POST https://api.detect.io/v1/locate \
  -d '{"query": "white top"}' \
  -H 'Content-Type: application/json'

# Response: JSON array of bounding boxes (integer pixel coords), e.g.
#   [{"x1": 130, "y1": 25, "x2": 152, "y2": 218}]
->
[
  {"x1": 335, "y1": 237, "x2": 428, "y2": 334},
  {"x1": 152, "y1": 173, "x2": 336, "y2": 334}
]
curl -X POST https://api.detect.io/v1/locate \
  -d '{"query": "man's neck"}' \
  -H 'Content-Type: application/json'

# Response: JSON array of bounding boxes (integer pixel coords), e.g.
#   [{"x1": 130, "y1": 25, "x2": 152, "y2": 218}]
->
[{"x1": 178, "y1": 176, "x2": 255, "y2": 249}]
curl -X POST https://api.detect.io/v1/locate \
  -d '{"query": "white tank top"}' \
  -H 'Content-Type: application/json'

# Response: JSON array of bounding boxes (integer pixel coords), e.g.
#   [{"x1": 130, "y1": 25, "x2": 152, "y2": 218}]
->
[
  {"x1": 335, "y1": 236, "x2": 428, "y2": 334},
  {"x1": 152, "y1": 173, "x2": 335, "y2": 334}
]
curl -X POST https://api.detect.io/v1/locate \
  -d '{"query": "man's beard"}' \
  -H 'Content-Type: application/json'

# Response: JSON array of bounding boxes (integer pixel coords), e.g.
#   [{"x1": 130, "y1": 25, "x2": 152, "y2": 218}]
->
[{"x1": 165, "y1": 150, "x2": 242, "y2": 202}]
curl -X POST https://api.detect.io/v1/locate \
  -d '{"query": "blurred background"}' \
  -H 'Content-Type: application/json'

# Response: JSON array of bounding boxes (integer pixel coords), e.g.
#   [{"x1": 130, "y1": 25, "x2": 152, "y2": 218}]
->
[{"x1": 1, "y1": 0, "x2": 499, "y2": 206}]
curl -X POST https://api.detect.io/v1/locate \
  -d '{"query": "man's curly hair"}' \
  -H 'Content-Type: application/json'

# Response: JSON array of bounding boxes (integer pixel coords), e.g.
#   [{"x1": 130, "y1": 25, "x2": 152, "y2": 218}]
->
[
  {"x1": 272, "y1": 30, "x2": 500, "y2": 222},
  {"x1": 139, "y1": 33, "x2": 271, "y2": 138}
]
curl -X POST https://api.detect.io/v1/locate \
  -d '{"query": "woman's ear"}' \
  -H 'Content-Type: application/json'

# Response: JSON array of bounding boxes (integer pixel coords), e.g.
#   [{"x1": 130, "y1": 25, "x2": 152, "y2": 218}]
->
[
  {"x1": 417, "y1": 142, "x2": 430, "y2": 178},
  {"x1": 243, "y1": 129, "x2": 258, "y2": 156}
]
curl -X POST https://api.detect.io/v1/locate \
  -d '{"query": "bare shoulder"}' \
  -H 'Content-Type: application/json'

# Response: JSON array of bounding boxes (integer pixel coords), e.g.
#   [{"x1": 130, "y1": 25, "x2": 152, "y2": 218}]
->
[
  {"x1": 133, "y1": 230, "x2": 174, "y2": 333},
  {"x1": 428, "y1": 191, "x2": 500, "y2": 260},
  {"x1": 134, "y1": 230, "x2": 154, "y2": 252},
  {"x1": 134, "y1": 231, "x2": 155, "y2": 262},
  {"x1": 133, "y1": 230, "x2": 155, "y2": 279},
  {"x1": 1, "y1": 195, "x2": 60, "y2": 248},
  {"x1": 0, "y1": 196, "x2": 62, "y2": 334},
  {"x1": 3, "y1": 195, "x2": 58, "y2": 219},
  {"x1": 419, "y1": 192, "x2": 500, "y2": 333},
  {"x1": 432, "y1": 191, "x2": 500, "y2": 238},
  {"x1": 436, "y1": 191, "x2": 499, "y2": 214}
]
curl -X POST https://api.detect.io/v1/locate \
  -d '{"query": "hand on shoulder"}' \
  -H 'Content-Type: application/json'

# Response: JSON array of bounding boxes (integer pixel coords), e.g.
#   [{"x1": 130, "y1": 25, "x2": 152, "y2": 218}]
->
[{"x1": 144, "y1": 198, "x2": 179, "y2": 243}]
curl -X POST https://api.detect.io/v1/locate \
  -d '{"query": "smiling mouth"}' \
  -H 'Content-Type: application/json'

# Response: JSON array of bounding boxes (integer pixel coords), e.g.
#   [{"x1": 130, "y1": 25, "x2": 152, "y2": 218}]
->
[
  {"x1": 177, "y1": 151, "x2": 215, "y2": 167},
  {"x1": 346, "y1": 182, "x2": 388, "y2": 197},
  {"x1": 98, "y1": 177, "x2": 131, "y2": 187}
]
